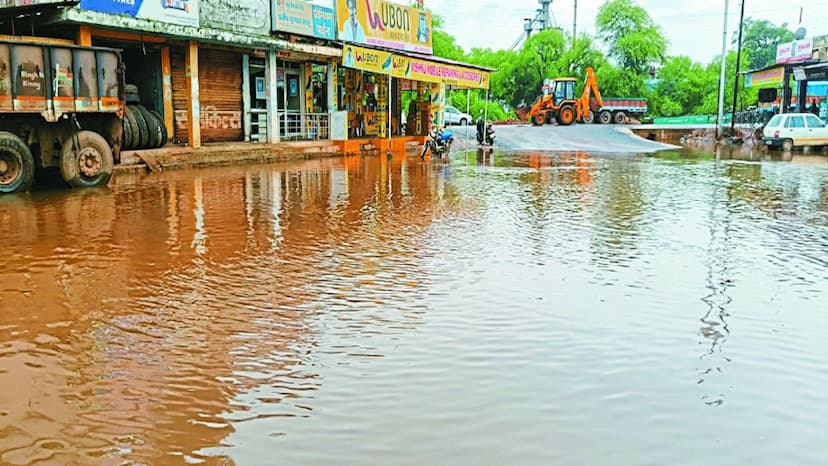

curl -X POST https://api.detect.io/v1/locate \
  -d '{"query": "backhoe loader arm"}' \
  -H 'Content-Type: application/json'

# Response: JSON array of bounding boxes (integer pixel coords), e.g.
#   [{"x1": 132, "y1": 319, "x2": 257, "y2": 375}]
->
[{"x1": 576, "y1": 67, "x2": 603, "y2": 120}]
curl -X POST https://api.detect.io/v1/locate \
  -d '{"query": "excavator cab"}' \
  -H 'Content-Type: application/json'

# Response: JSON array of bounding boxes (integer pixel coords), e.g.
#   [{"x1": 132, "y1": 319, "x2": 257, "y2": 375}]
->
[{"x1": 551, "y1": 79, "x2": 576, "y2": 106}]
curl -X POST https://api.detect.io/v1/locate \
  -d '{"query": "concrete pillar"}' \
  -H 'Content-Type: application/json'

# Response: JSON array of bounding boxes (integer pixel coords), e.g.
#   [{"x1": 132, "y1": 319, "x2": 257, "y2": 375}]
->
[
  {"x1": 327, "y1": 59, "x2": 338, "y2": 113},
  {"x1": 160, "y1": 46, "x2": 174, "y2": 139},
  {"x1": 265, "y1": 49, "x2": 280, "y2": 143},
  {"x1": 797, "y1": 79, "x2": 808, "y2": 113},
  {"x1": 781, "y1": 69, "x2": 791, "y2": 115},
  {"x1": 242, "y1": 54, "x2": 251, "y2": 141},
  {"x1": 430, "y1": 82, "x2": 446, "y2": 129},
  {"x1": 185, "y1": 41, "x2": 201, "y2": 148},
  {"x1": 77, "y1": 25, "x2": 92, "y2": 46}
]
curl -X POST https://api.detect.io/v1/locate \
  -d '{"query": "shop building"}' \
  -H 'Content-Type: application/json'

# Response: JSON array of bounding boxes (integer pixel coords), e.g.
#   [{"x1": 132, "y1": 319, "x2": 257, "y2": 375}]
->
[
  {"x1": 746, "y1": 34, "x2": 828, "y2": 118},
  {"x1": 330, "y1": 0, "x2": 493, "y2": 153},
  {"x1": 0, "y1": 0, "x2": 340, "y2": 150},
  {"x1": 0, "y1": 0, "x2": 492, "y2": 159}
]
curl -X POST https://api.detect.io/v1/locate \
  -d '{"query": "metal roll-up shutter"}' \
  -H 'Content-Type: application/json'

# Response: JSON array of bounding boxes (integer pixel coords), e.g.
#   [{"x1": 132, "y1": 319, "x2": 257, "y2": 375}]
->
[
  {"x1": 171, "y1": 47, "x2": 188, "y2": 144},
  {"x1": 199, "y1": 48, "x2": 243, "y2": 142}
]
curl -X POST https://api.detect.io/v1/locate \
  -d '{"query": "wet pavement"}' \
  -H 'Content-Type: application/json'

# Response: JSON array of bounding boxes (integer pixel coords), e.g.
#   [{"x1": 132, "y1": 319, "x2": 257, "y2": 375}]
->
[
  {"x1": 1, "y1": 148, "x2": 827, "y2": 465},
  {"x1": 452, "y1": 123, "x2": 678, "y2": 153}
]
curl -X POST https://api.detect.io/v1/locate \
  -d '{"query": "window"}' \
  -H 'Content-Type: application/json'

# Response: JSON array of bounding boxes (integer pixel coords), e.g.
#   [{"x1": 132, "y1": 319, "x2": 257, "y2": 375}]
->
[
  {"x1": 767, "y1": 115, "x2": 783, "y2": 128},
  {"x1": 785, "y1": 116, "x2": 805, "y2": 128},
  {"x1": 805, "y1": 115, "x2": 824, "y2": 128}
]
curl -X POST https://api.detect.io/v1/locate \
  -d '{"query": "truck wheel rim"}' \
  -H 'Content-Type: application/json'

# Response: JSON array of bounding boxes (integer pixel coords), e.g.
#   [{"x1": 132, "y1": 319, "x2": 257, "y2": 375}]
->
[
  {"x1": 0, "y1": 151, "x2": 21, "y2": 186},
  {"x1": 78, "y1": 147, "x2": 103, "y2": 178}
]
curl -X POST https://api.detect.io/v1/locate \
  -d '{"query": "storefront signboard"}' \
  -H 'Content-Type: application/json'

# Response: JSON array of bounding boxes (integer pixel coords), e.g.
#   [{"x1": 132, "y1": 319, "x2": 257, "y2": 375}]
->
[
  {"x1": 744, "y1": 66, "x2": 785, "y2": 88},
  {"x1": 341, "y1": 45, "x2": 490, "y2": 89},
  {"x1": 776, "y1": 39, "x2": 813, "y2": 64},
  {"x1": 336, "y1": 0, "x2": 432, "y2": 54},
  {"x1": 201, "y1": 0, "x2": 269, "y2": 35},
  {"x1": 272, "y1": 0, "x2": 336, "y2": 40},
  {"x1": 78, "y1": 0, "x2": 199, "y2": 27}
]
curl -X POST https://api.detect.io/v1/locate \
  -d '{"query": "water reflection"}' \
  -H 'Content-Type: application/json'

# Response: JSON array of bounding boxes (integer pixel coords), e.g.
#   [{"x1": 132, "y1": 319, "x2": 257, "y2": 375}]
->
[{"x1": 1, "y1": 150, "x2": 827, "y2": 465}]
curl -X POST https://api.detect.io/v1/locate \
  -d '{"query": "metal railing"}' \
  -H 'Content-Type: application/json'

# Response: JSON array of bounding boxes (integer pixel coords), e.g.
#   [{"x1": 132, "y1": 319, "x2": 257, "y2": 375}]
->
[
  {"x1": 278, "y1": 112, "x2": 329, "y2": 141},
  {"x1": 248, "y1": 111, "x2": 330, "y2": 142}
]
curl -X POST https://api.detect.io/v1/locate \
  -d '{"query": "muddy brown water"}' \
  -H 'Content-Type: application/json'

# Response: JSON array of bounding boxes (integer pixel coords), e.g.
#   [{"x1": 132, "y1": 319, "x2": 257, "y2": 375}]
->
[{"x1": 1, "y1": 149, "x2": 827, "y2": 465}]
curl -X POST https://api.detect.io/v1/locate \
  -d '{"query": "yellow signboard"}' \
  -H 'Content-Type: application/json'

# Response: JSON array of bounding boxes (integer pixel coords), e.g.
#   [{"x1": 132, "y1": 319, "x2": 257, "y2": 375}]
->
[
  {"x1": 342, "y1": 44, "x2": 394, "y2": 74},
  {"x1": 337, "y1": 0, "x2": 432, "y2": 54},
  {"x1": 341, "y1": 45, "x2": 491, "y2": 89}
]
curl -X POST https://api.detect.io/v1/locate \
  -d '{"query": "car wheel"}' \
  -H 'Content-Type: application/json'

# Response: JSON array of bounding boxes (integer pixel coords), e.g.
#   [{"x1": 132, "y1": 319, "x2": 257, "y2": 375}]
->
[{"x1": 781, "y1": 139, "x2": 794, "y2": 152}]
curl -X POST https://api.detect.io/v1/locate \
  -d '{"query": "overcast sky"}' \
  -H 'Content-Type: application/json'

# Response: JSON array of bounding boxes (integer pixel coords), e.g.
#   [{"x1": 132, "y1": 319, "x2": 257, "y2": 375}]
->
[{"x1": 425, "y1": 0, "x2": 826, "y2": 64}]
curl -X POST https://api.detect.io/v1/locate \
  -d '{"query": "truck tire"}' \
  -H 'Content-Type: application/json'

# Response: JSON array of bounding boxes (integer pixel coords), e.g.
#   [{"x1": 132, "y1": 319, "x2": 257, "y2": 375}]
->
[
  {"x1": 150, "y1": 110, "x2": 168, "y2": 147},
  {"x1": 0, "y1": 131, "x2": 35, "y2": 193},
  {"x1": 60, "y1": 130, "x2": 114, "y2": 188},
  {"x1": 129, "y1": 105, "x2": 150, "y2": 149},
  {"x1": 613, "y1": 111, "x2": 627, "y2": 124},
  {"x1": 137, "y1": 105, "x2": 161, "y2": 149},
  {"x1": 583, "y1": 110, "x2": 595, "y2": 124},
  {"x1": 557, "y1": 105, "x2": 575, "y2": 126},
  {"x1": 123, "y1": 108, "x2": 135, "y2": 150},
  {"x1": 599, "y1": 110, "x2": 612, "y2": 124},
  {"x1": 532, "y1": 112, "x2": 545, "y2": 126}
]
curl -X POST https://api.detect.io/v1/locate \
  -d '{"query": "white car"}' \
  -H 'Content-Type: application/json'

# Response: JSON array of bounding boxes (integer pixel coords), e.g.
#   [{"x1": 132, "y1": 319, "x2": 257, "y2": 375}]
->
[
  {"x1": 444, "y1": 106, "x2": 473, "y2": 126},
  {"x1": 763, "y1": 113, "x2": 828, "y2": 151}
]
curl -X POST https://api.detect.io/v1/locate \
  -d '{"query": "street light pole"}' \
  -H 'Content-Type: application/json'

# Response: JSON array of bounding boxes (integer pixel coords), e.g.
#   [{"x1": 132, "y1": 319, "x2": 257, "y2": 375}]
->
[
  {"x1": 730, "y1": 0, "x2": 746, "y2": 135},
  {"x1": 716, "y1": 0, "x2": 730, "y2": 139}
]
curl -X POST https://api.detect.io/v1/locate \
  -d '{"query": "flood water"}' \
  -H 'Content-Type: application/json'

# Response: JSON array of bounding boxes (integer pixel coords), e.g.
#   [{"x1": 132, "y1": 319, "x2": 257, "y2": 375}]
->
[{"x1": 1, "y1": 149, "x2": 827, "y2": 465}]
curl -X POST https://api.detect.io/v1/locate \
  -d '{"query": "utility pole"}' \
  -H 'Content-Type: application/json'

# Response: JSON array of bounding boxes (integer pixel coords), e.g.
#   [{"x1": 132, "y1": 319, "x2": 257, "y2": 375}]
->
[
  {"x1": 573, "y1": 0, "x2": 577, "y2": 43},
  {"x1": 716, "y1": 0, "x2": 730, "y2": 140},
  {"x1": 730, "y1": 0, "x2": 746, "y2": 135}
]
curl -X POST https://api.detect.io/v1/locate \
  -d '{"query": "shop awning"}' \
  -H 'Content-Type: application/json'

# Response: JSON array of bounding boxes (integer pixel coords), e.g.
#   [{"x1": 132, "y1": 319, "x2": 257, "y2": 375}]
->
[{"x1": 340, "y1": 44, "x2": 493, "y2": 90}]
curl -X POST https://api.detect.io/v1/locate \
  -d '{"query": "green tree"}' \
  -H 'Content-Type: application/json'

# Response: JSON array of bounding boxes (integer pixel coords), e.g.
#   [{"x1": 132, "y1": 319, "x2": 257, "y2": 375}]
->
[
  {"x1": 736, "y1": 18, "x2": 795, "y2": 69},
  {"x1": 595, "y1": 0, "x2": 667, "y2": 73},
  {"x1": 694, "y1": 50, "x2": 757, "y2": 115},
  {"x1": 431, "y1": 14, "x2": 465, "y2": 60},
  {"x1": 507, "y1": 28, "x2": 567, "y2": 107},
  {"x1": 648, "y1": 56, "x2": 707, "y2": 116}
]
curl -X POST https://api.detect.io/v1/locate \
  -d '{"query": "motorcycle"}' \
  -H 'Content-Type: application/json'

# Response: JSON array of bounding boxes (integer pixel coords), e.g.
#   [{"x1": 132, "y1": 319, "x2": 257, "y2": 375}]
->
[
  {"x1": 476, "y1": 117, "x2": 495, "y2": 146},
  {"x1": 421, "y1": 126, "x2": 454, "y2": 158}
]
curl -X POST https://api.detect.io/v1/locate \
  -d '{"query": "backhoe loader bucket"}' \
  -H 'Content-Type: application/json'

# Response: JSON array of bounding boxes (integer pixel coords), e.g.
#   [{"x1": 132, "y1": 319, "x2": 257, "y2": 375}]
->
[{"x1": 516, "y1": 104, "x2": 529, "y2": 121}]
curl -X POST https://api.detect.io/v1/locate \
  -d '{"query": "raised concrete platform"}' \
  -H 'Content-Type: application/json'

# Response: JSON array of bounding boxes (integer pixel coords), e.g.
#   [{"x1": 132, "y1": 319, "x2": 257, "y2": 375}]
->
[
  {"x1": 629, "y1": 124, "x2": 756, "y2": 144},
  {"x1": 117, "y1": 140, "x2": 342, "y2": 174}
]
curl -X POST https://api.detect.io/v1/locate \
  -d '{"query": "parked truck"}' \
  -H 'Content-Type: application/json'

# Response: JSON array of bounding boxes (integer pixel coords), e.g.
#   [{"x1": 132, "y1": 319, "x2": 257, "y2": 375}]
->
[
  {"x1": 0, "y1": 38, "x2": 123, "y2": 194},
  {"x1": 515, "y1": 66, "x2": 647, "y2": 126}
]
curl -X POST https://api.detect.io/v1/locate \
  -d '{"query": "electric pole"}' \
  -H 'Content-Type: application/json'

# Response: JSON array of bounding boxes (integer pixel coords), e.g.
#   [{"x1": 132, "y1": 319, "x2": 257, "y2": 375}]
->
[
  {"x1": 573, "y1": 0, "x2": 577, "y2": 41},
  {"x1": 730, "y1": 0, "x2": 746, "y2": 135},
  {"x1": 716, "y1": 0, "x2": 730, "y2": 140}
]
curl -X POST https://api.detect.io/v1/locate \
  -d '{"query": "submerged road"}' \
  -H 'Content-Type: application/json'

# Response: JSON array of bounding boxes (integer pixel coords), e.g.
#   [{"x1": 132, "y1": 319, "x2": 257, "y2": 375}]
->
[
  {"x1": 1, "y1": 151, "x2": 827, "y2": 465},
  {"x1": 453, "y1": 123, "x2": 678, "y2": 153}
]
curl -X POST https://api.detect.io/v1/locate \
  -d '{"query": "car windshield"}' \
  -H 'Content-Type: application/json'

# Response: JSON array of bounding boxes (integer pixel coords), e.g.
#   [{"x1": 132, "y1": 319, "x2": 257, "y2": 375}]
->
[{"x1": 766, "y1": 115, "x2": 783, "y2": 127}]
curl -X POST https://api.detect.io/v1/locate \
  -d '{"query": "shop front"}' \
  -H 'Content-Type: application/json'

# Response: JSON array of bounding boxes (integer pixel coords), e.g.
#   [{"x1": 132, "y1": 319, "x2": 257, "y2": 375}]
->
[
  {"x1": 331, "y1": 0, "x2": 491, "y2": 153},
  {"x1": 333, "y1": 44, "x2": 491, "y2": 154}
]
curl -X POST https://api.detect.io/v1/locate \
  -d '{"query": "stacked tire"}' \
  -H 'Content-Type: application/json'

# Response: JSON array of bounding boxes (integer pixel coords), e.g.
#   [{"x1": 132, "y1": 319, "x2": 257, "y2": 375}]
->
[{"x1": 123, "y1": 104, "x2": 168, "y2": 150}]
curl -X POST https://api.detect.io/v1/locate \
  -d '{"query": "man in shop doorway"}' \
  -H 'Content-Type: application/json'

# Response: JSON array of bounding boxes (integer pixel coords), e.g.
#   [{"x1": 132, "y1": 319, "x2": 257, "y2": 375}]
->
[
  {"x1": 344, "y1": 47, "x2": 355, "y2": 68},
  {"x1": 342, "y1": 0, "x2": 366, "y2": 43}
]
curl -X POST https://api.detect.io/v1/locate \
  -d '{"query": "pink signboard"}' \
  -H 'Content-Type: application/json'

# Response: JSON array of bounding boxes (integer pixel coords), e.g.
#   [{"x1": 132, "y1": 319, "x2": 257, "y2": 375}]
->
[{"x1": 776, "y1": 39, "x2": 813, "y2": 64}]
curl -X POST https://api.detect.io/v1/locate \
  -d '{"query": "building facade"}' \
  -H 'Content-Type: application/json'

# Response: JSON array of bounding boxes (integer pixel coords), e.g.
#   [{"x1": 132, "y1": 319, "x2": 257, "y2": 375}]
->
[{"x1": 0, "y1": 0, "x2": 490, "y2": 152}]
